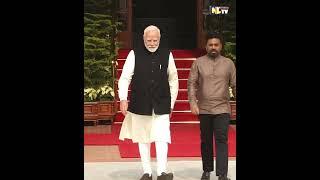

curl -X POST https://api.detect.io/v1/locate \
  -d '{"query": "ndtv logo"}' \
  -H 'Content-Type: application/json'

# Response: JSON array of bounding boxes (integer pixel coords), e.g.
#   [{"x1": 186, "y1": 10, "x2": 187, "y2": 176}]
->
[{"x1": 209, "y1": 6, "x2": 229, "y2": 14}]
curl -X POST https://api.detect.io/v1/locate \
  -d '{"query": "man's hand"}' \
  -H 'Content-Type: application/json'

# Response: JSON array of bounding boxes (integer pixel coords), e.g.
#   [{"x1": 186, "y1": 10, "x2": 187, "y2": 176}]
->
[
  {"x1": 120, "y1": 100, "x2": 128, "y2": 116},
  {"x1": 190, "y1": 104, "x2": 199, "y2": 115}
]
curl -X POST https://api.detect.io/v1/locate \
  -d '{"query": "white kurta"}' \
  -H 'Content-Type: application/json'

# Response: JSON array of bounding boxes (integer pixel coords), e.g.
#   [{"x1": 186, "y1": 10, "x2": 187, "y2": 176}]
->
[{"x1": 118, "y1": 50, "x2": 179, "y2": 143}]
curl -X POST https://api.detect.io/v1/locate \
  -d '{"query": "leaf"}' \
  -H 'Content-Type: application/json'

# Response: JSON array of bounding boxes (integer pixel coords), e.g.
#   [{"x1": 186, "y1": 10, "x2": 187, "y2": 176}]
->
[{"x1": 110, "y1": 90, "x2": 115, "y2": 97}]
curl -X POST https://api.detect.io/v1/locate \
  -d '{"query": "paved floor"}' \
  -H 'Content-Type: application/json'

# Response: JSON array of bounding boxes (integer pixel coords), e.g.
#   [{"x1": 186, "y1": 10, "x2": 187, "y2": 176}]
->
[
  {"x1": 84, "y1": 160, "x2": 236, "y2": 180},
  {"x1": 84, "y1": 124, "x2": 236, "y2": 180}
]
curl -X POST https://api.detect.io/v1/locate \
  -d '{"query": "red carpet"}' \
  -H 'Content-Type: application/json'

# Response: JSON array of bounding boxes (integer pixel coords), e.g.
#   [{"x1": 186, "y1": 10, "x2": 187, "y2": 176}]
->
[
  {"x1": 84, "y1": 125, "x2": 122, "y2": 145},
  {"x1": 84, "y1": 124, "x2": 236, "y2": 157}
]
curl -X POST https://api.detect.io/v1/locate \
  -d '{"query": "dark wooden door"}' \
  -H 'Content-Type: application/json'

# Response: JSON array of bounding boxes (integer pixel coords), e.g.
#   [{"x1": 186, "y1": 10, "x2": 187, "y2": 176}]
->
[
  {"x1": 116, "y1": 0, "x2": 132, "y2": 49},
  {"x1": 197, "y1": 0, "x2": 207, "y2": 49}
]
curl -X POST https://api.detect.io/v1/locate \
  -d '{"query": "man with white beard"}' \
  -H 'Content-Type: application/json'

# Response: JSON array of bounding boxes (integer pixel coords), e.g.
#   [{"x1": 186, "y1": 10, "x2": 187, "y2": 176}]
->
[{"x1": 118, "y1": 25, "x2": 179, "y2": 180}]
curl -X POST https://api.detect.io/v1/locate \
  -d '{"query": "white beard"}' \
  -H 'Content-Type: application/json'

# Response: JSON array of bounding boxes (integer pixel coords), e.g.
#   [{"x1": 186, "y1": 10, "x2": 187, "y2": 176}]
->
[{"x1": 146, "y1": 46, "x2": 159, "y2": 52}]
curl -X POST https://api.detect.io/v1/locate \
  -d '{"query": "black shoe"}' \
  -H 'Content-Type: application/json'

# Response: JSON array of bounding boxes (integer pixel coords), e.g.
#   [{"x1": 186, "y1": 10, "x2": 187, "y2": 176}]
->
[
  {"x1": 201, "y1": 171, "x2": 210, "y2": 180},
  {"x1": 157, "y1": 172, "x2": 173, "y2": 180},
  {"x1": 218, "y1": 175, "x2": 230, "y2": 180},
  {"x1": 140, "y1": 173, "x2": 152, "y2": 180}
]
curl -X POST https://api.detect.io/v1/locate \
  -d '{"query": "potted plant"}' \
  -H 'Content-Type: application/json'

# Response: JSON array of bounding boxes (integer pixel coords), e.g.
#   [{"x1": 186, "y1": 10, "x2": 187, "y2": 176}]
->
[
  {"x1": 84, "y1": 8, "x2": 121, "y2": 125},
  {"x1": 229, "y1": 87, "x2": 236, "y2": 121},
  {"x1": 84, "y1": 85, "x2": 116, "y2": 124}
]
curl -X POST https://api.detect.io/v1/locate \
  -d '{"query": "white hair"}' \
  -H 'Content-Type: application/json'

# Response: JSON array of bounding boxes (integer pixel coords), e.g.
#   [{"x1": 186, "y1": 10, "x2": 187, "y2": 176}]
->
[{"x1": 143, "y1": 25, "x2": 161, "y2": 37}]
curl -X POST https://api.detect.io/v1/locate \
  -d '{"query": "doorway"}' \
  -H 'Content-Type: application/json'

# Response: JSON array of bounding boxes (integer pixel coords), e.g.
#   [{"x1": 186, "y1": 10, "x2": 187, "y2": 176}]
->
[{"x1": 132, "y1": 0, "x2": 197, "y2": 49}]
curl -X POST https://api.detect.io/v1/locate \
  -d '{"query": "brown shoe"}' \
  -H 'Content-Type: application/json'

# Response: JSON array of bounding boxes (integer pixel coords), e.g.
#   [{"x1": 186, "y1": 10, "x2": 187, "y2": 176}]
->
[
  {"x1": 140, "y1": 173, "x2": 152, "y2": 180},
  {"x1": 157, "y1": 172, "x2": 173, "y2": 180}
]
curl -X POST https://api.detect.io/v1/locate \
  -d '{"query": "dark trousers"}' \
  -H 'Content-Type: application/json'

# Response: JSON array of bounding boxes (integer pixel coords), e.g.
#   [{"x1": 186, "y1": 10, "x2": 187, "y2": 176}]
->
[{"x1": 199, "y1": 113, "x2": 230, "y2": 176}]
